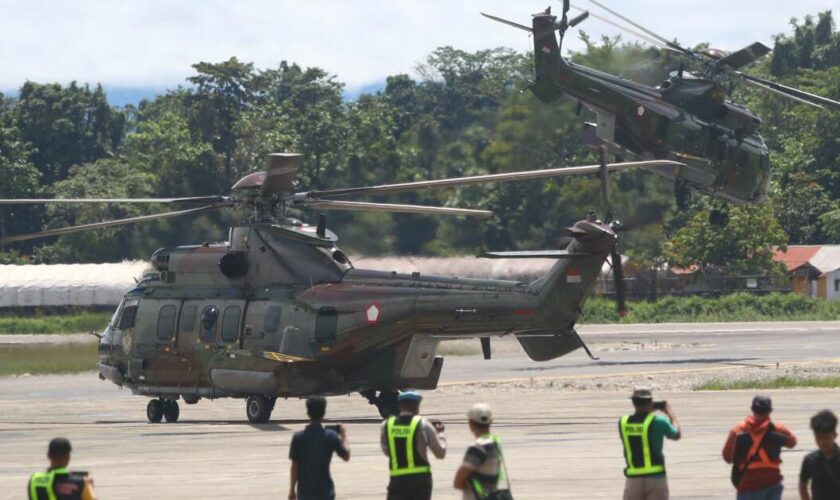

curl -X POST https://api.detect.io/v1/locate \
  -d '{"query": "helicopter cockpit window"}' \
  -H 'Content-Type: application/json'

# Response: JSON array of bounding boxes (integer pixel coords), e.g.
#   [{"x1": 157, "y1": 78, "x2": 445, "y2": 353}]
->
[
  {"x1": 118, "y1": 305, "x2": 138, "y2": 330},
  {"x1": 315, "y1": 307, "x2": 338, "y2": 343},
  {"x1": 179, "y1": 305, "x2": 197, "y2": 333},
  {"x1": 200, "y1": 306, "x2": 219, "y2": 343},
  {"x1": 221, "y1": 306, "x2": 241, "y2": 343},
  {"x1": 264, "y1": 306, "x2": 282, "y2": 334},
  {"x1": 156, "y1": 305, "x2": 177, "y2": 341}
]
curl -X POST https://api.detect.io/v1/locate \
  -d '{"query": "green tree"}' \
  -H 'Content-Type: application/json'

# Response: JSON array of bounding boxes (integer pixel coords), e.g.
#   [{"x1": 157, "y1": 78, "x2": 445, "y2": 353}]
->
[{"x1": 663, "y1": 204, "x2": 788, "y2": 277}]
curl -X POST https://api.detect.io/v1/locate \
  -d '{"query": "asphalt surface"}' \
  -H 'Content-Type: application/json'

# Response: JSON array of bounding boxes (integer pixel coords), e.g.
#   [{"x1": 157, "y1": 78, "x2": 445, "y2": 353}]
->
[{"x1": 2, "y1": 321, "x2": 840, "y2": 499}]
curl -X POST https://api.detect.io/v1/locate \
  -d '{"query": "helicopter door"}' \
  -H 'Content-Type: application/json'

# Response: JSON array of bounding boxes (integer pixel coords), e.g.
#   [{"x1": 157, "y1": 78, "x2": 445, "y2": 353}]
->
[
  {"x1": 241, "y1": 301, "x2": 284, "y2": 352},
  {"x1": 129, "y1": 299, "x2": 180, "y2": 386},
  {"x1": 313, "y1": 307, "x2": 338, "y2": 355},
  {"x1": 215, "y1": 300, "x2": 245, "y2": 349}
]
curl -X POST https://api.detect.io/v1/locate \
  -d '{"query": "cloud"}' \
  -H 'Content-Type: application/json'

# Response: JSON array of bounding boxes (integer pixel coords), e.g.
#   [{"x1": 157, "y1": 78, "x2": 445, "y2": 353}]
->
[{"x1": 0, "y1": 0, "x2": 836, "y2": 92}]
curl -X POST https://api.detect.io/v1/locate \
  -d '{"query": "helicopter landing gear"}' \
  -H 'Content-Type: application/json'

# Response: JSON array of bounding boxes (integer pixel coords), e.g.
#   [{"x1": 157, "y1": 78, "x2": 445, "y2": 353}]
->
[
  {"x1": 147, "y1": 399, "x2": 163, "y2": 423},
  {"x1": 246, "y1": 395, "x2": 275, "y2": 424},
  {"x1": 376, "y1": 391, "x2": 399, "y2": 419},
  {"x1": 675, "y1": 182, "x2": 692, "y2": 209},
  {"x1": 162, "y1": 400, "x2": 180, "y2": 423},
  {"x1": 709, "y1": 208, "x2": 730, "y2": 227},
  {"x1": 361, "y1": 390, "x2": 400, "y2": 418}
]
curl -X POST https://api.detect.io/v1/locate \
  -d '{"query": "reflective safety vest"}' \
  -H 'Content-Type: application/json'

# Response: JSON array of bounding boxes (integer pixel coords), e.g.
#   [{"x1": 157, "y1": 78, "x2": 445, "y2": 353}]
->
[
  {"x1": 619, "y1": 413, "x2": 665, "y2": 477},
  {"x1": 470, "y1": 434, "x2": 508, "y2": 499},
  {"x1": 386, "y1": 415, "x2": 431, "y2": 477},
  {"x1": 28, "y1": 467, "x2": 84, "y2": 500}
]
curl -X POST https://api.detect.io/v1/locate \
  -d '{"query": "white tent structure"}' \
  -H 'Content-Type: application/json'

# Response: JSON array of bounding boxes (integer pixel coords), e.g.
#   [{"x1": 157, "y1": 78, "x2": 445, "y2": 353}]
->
[{"x1": 0, "y1": 261, "x2": 148, "y2": 308}]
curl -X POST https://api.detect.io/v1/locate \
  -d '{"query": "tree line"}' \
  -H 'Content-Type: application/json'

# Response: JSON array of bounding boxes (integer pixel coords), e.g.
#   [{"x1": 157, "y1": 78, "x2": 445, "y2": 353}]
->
[{"x1": 0, "y1": 12, "x2": 838, "y2": 278}]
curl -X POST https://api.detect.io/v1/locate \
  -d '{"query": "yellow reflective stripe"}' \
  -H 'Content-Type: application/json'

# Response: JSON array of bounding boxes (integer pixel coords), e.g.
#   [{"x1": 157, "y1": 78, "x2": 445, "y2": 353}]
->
[
  {"x1": 29, "y1": 470, "x2": 58, "y2": 500},
  {"x1": 406, "y1": 415, "x2": 420, "y2": 470},
  {"x1": 390, "y1": 465, "x2": 431, "y2": 477},
  {"x1": 470, "y1": 434, "x2": 504, "y2": 497},
  {"x1": 620, "y1": 415, "x2": 635, "y2": 472},
  {"x1": 386, "y1": 416, "x2": 399, "y2": 471}
]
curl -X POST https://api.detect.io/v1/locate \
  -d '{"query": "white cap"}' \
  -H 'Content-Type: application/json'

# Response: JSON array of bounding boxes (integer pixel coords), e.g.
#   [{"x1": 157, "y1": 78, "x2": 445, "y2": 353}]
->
[{"x1": 468, "y1": 403, "x2": 493, "y2": 425}]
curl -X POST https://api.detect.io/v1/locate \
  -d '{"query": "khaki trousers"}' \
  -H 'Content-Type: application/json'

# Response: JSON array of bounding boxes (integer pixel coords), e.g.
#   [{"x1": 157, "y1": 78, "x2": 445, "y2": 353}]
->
[{"x1": 623, "y1": 476, "x2": 669, "y2": 500}]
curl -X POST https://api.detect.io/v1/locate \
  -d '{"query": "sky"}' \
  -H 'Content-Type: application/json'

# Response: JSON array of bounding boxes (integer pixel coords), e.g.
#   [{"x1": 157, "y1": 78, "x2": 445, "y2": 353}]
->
[{"x1": 0, "y1": 0, "x2": 836, "y2": 104}]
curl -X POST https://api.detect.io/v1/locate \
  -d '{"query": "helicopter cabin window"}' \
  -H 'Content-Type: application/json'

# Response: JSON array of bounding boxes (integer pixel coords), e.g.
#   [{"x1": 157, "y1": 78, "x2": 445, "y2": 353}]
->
[
  {"x1": 200, "y1": 306, "x2": 219, "y2": 343},
  {"x1": 179, "y1": 305, "x2": 197, "y2": 333},
  {"x1": 221, "y1": 306, "x2": 241, "y2": 343},
  {"x1": 156, "y1": 305, "x2": 177, "y2": 341},
  {"x1": 118, "y1": 305, "x2": 138, "y2": 330},
  {"x1": 315, "y1": 307, "x2": 338, "y2": 343},
  {"x1": 264, "y1": 306, "x2": 282, "y2": 334}
]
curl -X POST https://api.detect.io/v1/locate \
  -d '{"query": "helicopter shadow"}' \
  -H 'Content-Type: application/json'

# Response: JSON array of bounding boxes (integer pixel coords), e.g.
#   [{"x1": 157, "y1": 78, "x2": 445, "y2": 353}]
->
[{"x1": 510, "y1": 357, "x2": 759, "y2": 373}]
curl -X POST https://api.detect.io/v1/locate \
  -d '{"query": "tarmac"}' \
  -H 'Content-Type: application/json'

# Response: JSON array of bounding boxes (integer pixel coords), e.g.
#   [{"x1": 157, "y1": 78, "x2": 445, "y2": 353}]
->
[{"x1": 2, "y1": 321, "x2": 840, "y2": 499}]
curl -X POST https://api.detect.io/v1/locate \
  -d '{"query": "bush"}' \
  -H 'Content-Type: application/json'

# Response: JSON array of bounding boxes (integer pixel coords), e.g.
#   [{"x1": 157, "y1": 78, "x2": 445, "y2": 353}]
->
[{"x1": 0, "y1": 312, "x2": 111, "y2": 334}]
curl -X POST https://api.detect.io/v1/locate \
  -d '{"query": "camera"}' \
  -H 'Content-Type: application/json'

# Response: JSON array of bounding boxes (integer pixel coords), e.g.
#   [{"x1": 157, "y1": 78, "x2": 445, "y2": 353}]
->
[
  {"x1": 326, "y1": 424, "x2": 342, "y2": 433},
  {"x1": 652, "y1": 401, "x2": 667, "y2": 411}
]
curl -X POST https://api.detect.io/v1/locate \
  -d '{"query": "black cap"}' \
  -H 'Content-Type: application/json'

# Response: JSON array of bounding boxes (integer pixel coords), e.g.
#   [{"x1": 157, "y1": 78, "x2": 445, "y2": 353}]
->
[
  {"x1": 48, "y1": 438, "x2": 72, "y2": 457},
  {"x1": 751, "y1": 395, "x2": 772, "y2": 414}
]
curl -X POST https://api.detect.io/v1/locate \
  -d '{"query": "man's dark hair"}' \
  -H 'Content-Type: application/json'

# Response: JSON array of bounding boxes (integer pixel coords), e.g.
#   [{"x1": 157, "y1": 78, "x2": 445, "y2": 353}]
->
[
  {"x1": 306, "y1": 396, "x2": 327, "y2": 421},
  {"x1": 811, "y1": 409, "x2": 838, "y2": 434},
  {"x1": 48, "y1": 438, "x2": 72, "y2": 459},
  {"x1": 632, "y1": 397, "x2": 652, "y2": 407}
]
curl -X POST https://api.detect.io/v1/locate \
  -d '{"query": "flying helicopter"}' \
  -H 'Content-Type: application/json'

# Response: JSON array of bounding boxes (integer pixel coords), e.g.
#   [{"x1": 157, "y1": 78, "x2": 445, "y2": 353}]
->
[
  {"x1": 483, "y1": 1, "x2": 840, "y2": 226},
  {"x1": 0, "y1": 153, "x2": 680, "y2": 423}
]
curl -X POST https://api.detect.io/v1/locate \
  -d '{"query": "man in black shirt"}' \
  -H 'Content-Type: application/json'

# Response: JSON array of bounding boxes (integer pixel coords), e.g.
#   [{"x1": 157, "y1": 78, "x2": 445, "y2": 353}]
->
[
  {"x1": 289, "y1": 396, "x2": 350, "y2": 500},
  {"x1": 799, "y1": 409, "x2": 840, "y2": 500}
]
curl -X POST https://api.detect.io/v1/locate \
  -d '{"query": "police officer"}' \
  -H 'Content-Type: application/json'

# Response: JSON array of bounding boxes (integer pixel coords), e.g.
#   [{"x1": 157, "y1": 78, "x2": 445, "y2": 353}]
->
[
  {"x1": 380, "y1": 391, "x2": 446, "y2": 500},
  {"x1": 619, "y1": 388, "x2": 681, "y2": 500},
  {"x1": 28, "y1": 438, "x2": 98, "y2": 500}
]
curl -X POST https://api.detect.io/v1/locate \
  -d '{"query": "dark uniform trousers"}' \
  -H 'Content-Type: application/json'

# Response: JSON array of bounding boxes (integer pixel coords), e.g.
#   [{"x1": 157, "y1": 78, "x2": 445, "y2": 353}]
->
[{"x1": 387, "y1": 472, "x2": 433, "y2": 500}]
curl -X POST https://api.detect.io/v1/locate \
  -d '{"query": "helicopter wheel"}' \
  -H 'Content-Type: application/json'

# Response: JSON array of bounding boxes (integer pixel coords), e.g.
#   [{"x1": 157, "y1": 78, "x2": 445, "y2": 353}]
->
[
  {"x1": 376, "y1": 391, "x2": 399, "y2": 419},
  {"x1": 146, "y1": 399, "x2": 163, "y2": 423},
  {"x1": 246, "y1": 395, "x2": 274, "y2": 424},
  {"x1": 162, "y1": 400, "x2": 180, "y2": 423}
]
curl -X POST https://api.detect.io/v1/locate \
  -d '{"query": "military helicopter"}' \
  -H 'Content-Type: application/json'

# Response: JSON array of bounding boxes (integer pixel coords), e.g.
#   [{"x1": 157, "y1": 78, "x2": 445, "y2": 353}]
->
[
  {"x1": 0, "y1": 153, "x2": 680, "y2": 423},
  {"x1": 483, "y1": 1, "x2": 840, "y2": 226}
]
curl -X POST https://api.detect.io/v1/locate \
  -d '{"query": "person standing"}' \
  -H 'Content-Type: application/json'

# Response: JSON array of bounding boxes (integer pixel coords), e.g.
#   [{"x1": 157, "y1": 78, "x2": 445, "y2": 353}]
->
[
  {"x1": 380, "y1": 391, "x2": 446, "y2": 500},
  {"x1": 799, "y1": 409, "x2": 840, "y2": 500},
  {"x1": 618, "y1": 388, "x2": 681, "y2": 500},
  {"x1": 722, "y1": 395, "x2": 797, "y2": 500},
  {"x1": 453, "y1": 403, "x2": 512, "y2": 500},
  {"x1": 289, "y1": 396, "x2": 350, "y2": 500},
  {"x1": 28, "y1": 438, "x2": 98, "y2": 500}
]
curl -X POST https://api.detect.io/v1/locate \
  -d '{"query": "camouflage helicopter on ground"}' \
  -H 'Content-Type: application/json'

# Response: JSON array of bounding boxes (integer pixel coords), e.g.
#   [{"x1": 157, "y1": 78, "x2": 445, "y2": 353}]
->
[
  {"x1": 483, "y1": 1, "x2": 840, "y2": 226},
  {"x1": 0, "y1": 153, "x2": 680, "y2": 423}
]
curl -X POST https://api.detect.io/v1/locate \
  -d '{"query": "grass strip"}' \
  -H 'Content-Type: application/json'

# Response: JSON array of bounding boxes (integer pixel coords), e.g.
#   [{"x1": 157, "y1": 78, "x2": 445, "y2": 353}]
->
[
  {"x1": 582, "y1": 293, "x2": 840, "y2": 324},
  {"x1": 0, "y1": 312, "x2": 111, "y2": 334},
  {"x1": 0, "y1": 343, "x2": 98, "y2": 377},
  {"x1": 697, "y1": 376, "x2": 840, "y2": 390}
]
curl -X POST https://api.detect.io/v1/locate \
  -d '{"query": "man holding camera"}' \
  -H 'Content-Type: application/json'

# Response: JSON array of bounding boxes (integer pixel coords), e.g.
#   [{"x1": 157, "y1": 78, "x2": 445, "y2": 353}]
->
[
  {"x1": 618, "y1": 388, "x2": 681, "y2": 500},
  {"x1": 380, "y1": 391, "x2": 447, "y2": 500},
  {"x1": 289, "y1": 396, "x2": 350, "y2": 500}
]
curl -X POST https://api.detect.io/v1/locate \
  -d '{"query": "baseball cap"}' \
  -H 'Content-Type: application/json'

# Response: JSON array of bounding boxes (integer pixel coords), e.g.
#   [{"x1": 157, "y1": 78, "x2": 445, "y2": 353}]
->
[
  {"x1": 631, "y1": 388, "x2": 653, "y2": 400},
  {"x1": 751, "y1": 395, "x2": 772, "y2": 413},
  {"x1": 398, "y1": 391, "x2": 423, "y2": 403},
  {"x1": 468, "y1": 403, "x2": 493, "y2": 425}
]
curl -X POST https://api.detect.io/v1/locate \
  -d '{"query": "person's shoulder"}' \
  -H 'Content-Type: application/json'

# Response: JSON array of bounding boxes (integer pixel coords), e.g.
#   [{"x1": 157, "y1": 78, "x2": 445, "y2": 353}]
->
[
  {"x1": 802, "y1": 449, "x2": 821, "y2": 463},
  {"x1": 652, "y1": 415, "x2": 673, "y2": 426}
]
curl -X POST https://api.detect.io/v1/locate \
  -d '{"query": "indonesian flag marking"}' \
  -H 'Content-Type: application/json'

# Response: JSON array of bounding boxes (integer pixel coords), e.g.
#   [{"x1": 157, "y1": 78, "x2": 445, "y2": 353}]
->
[
  {"x1": 565, "y1": 268, "x2": 582, "y2": 283},
  {"x1": 365, "y1": 302, "x2": 381, "y2": 324}
]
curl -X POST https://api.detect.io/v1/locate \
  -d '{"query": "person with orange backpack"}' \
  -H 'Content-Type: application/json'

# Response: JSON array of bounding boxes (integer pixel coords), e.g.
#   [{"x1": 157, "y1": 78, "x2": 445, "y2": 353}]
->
[{"x1": 722, "y1": 395, "x2": 798, "y2": 500}]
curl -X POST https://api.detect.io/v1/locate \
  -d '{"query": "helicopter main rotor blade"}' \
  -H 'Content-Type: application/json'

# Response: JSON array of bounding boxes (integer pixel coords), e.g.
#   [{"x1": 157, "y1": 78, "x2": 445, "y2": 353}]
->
[
  {"x1": 299, "y1": 200, "x2": 493, "y2": 218},
  {"x1": 479, "y1": 12, "x2": 533, "y2": 33},
  {"x1": 570, "y1": 5, "x2": 676, "y2": 52},
  {"x1": 0, "y1": 196, "x2": 228, "y2": 205},
  {"x1": 736, "y1": 72, "x2": 840, "y2": 111},
  {"x1": 306, "y1": 160, "x2": 683, "y2": 199},
  {"x1": 0, "y1": 204, "x2": 227, "y2": 245},
  {"x1": 260, "y1": 153, "x2": 302, "y2": 197},
  {"x1": 585, "y1": 0, "x2": 695, "y2": 58},
  {"x1": 716, "y1": 42, "x2": 771, "y2": 70}
]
